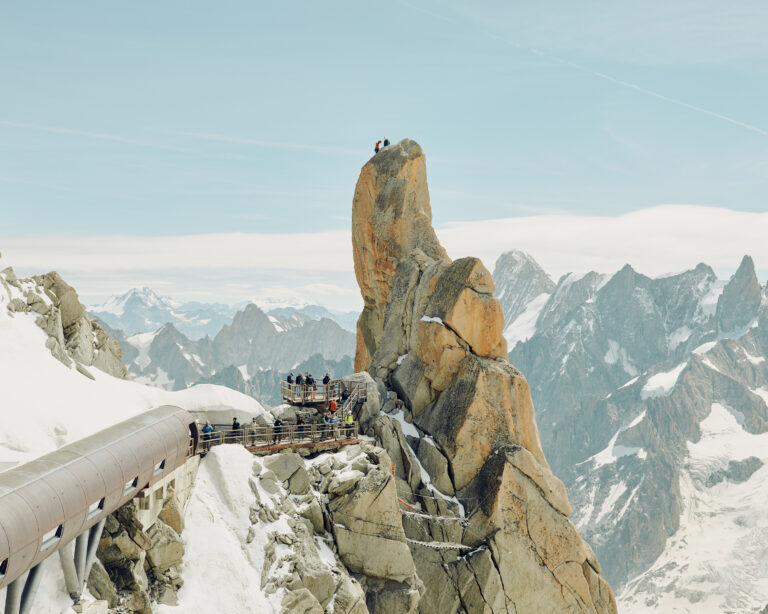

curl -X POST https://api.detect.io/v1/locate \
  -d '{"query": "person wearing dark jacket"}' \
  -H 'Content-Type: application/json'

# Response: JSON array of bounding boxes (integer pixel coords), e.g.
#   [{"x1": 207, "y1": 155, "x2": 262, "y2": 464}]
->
[
  {"x1": 273, "y1": 417, "x2": 284, "y2": 444},
  {"x1": 322, "y1": 372, "x2": 331, "y2": 399},
  {"x1": 307, "y1": 373, "x2": 317, "y2": 399},
  {"x1": 383, "y1": 138, "x2": 390, "y2": 147},
  {"x1": 287, "y1": 372, "x2": 294, "y2": 384},
  {"x1": 228, "y1": 417, "x2": 241, "y2": 443},
  {"x1": 295, "y1": 372, "x2": 304, "y2": 401},
  {"x1": 296, "y1": 415, "x2": 306, "y2": 440}
]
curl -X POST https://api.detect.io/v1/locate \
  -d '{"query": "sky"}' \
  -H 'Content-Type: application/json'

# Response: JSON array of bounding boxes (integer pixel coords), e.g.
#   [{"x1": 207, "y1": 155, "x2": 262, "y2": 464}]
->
[{"x1": 1, "y1": 1, "x2": 766, "y2": 310}]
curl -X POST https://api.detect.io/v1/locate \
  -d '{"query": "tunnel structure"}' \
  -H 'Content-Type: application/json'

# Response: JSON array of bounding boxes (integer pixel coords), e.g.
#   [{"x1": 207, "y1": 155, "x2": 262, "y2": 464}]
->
[{"x1": 0, "y1": 405, "x2": 196, "y2": 614}]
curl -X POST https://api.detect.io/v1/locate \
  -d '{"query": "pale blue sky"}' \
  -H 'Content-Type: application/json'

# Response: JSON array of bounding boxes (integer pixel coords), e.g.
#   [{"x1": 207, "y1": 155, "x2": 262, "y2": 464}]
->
[{"x1": 1, "y1": 1, "x2": 766, "y2": 306}]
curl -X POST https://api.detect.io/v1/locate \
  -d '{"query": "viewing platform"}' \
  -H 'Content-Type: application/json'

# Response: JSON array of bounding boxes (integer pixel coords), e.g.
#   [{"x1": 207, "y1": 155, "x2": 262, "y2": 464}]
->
[
  {"x1": 197, "y1": 422, "x2": 361, "y2": 456},
  {"x1": 280, "y1": 380, "x2": 341, "y2": 404}
]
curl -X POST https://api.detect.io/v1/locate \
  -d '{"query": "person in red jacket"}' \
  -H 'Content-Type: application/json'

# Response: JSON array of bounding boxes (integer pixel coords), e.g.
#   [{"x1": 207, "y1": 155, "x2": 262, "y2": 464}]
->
[{"x1": 374, "y1": 140, "x2": 382, "y2": 153}]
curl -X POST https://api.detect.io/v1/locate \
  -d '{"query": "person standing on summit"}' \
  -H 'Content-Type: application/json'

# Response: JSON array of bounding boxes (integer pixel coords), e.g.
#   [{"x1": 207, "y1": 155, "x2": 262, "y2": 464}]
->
[
  {"x1": 383, "y1": 138, "x2": 390, "y2": 147},
  {"x1": 374, "y1": 140, "x2": 382, "y2": 153}
]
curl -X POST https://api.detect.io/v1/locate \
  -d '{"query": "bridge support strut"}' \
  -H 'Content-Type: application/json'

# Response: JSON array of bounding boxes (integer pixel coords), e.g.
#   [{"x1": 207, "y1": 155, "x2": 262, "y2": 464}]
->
[{"x1": 3, "y1": 562, "x2": 42, "y2": 614}]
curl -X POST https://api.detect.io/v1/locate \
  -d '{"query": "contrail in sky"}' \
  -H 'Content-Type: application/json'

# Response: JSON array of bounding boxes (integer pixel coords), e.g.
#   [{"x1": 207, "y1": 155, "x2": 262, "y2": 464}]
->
[
  {"x1": 517, "y1": 42, "x2": 768, "y2": 138},
  {"x1": 400, "y1": 0, "x2": 768, "y2": 138}
]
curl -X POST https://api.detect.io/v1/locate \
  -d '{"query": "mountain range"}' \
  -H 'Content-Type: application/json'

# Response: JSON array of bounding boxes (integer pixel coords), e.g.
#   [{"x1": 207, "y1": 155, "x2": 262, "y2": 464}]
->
[
  {"x1": 89, "y1": 287, "x2": 359, "y2": 339},
  {"x1": 493, "y1": 249, "x2": 768, "y2": 612},
  {"x1": 96, "y1": 301, "x2": 356, "y2": 406}
]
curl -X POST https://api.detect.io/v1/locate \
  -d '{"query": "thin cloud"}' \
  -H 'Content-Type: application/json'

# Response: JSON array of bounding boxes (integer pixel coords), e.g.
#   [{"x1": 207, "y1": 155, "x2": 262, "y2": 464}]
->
[
  {"x1": 396, "y1": 3, "x2": 768, "y2": 139},
  {"x1": 172, "y1": 131, "x2": 365, "y2": 156},
  {"x1": 0, "y1": 120, "x2": 193, "y2": 153},
  {"x1": 498, "y1": 40, "x2": 768, "y2": 138},
  {"x1": 2, "y1": 205, "x2": 766, "y2": 311}
]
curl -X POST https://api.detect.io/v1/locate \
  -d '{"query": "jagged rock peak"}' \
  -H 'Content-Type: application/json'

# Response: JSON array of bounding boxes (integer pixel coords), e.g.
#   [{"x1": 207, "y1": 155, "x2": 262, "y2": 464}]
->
[
  {"x1": 350, "y1": 140, "x2": 617, "y2": 613},
  {"x1": 716, "y1": 254, "x2": 762, "y2": 333},
  {"x1": 0, "y1": 262, "x2": 127, "y2": 379},
  {"x1": 493, "y1": 249, "x2": 555, "y2": 325}
]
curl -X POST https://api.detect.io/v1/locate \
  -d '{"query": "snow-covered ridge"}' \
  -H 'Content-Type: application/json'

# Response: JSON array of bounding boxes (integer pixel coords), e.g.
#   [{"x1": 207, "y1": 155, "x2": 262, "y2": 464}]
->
[{"x1": 0, "y1": 253, "x2": 267, "y2": 467}]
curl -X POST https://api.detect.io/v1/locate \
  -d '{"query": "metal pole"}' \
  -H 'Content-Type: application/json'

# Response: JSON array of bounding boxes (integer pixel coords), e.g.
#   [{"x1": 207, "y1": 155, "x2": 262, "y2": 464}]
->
[
  {"x1": 82, "y1": 518, "x2": 106, "y2": 593},
  {"x1": 4, "y1": 574, "x2": 23, "y2": 614},
  {"x1": 18, "y1": 564, "x2": 42, "y2": 614},
  {"x1": 74, "y1": 531, "x2": 87, "y2": 588},
  {"x1": 58, "y1": 540, "x2": 80, "y2": 599}
]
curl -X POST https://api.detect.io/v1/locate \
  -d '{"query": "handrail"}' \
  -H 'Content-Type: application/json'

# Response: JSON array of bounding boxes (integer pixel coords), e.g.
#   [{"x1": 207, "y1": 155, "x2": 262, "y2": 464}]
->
[
  {"x1": 195, "y1": 421, "x2": 359, "y2": 454},
  {"x1": 279, "y1": 380, "x2": 369, "y2": 405},
  {"x1": 280, "y1": 381, "x2": 341, "y2": 404}
]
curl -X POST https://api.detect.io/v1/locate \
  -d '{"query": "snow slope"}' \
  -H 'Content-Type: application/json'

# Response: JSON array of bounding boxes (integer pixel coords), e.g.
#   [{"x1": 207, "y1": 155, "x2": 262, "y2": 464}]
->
[
  {"x1": 0, "y1": 274, "x2": 267, "y2": 467},
  {"x1": 158, "y1": 445, "x2": 280, "y2": 614},
  {"x1": 620, "y1": 403, "x2": 768, "y2": 613}
]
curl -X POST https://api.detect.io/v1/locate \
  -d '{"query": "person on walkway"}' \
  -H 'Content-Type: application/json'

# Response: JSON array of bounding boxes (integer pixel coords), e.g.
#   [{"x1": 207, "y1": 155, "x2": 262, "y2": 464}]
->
[
  {"x1": 383, "y1": 138, "x2": 390, "y2": 147},
  {"x1": 308, "y1": 373, "x2": 317, "y2": 399},
  {"x1": 295, "y1": 372, "x2": 304, "y2": 401},
  {"x1": 374, "y1": 140, "x2": 382, "y2": 153},
  {"x1": 296, "y1": 415, "x2": 306, "y2": 440},
  {"x1": 329, "y1": 412, "x2": 339, "y2": 439},
  {"x1": 273, "y1": 417, "x2": 284, "y2": 444},
  {"x1": 229, "y1": 417, "x2": 241, "y2": 443},
  {"x1": 287, "y1": 372, "x2": 294, "y2": 384},
  {"x1": 202, "y1": 421, "x2": 213, "y2": 451},
  {"x1": 329, "y1": 398, "x2": 337, "y2": 414},
  {"x1": 323, "y1": 412, "x2": 332, "y2": 440},
  {"x1": 322, "y1": 372, "x2": 331, "y2": 399},
  {"x1": 249, "y1": 416, "x2": 259, "y2": 446},
  {"x1": 344, "y1": 412, "x2": 354, "y2": 438}
]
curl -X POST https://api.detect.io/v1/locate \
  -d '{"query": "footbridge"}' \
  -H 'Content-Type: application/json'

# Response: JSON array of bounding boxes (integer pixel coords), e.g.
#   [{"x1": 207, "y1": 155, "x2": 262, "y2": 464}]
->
[{"x1": 0, "y1": 384, "x2": 367, "y2": 614}]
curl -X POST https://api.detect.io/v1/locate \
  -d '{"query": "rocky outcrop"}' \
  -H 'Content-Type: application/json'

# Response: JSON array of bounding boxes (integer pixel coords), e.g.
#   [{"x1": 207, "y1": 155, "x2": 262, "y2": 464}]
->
[
  {"x1": 716, "y1": 254, "x2": 762, "y2": 332},
  {"x1": 0, "y1": 262, "x2": 127, "y2": 378},
  {"x1": 90, "y1": 497, "x2": 185, "y2": 612},
  {"x1": 352, "y1": 139, "x2": 448, "y2": 372},
  {"x1": 493, "y1": 249, "x2": 555, "y2": 327},
  {"x1": 250, "y1": 442, "x2": 417, "y2": 614},
  {"x1": 350, "y1": 140, "x2": 617, "y2": 613}
]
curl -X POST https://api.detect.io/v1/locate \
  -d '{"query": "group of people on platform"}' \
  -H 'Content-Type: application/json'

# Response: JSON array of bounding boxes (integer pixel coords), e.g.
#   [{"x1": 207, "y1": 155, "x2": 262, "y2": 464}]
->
[
  {"x1": 286, "y1": 371, "x2": 332, "y2": 401},
  {"x1": 196, "y1": 369, "x2": 355, "y2": 452},
  {"x1": 198, "y1": 410, "x2": 354, "y2": 450}
]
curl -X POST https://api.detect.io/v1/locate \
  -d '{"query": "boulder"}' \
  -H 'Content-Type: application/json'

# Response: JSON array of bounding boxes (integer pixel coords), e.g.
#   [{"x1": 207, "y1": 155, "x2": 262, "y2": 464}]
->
[
  {"x1": 415, "y1": 438, "x2": 453, "y2": 495},
  {"x1": 329, "y1": 463, "x2": 417, "y2": 584},
  {"x1": 292, "y1": 520, "x2": 336, "y2": 606},
  {"x1": 263, "y1": 452, "x2": 303, "y2": 481},
  {"x1": 87, "y1": 559, "x2": 118, "y2": 608},
  {"x1": 146, "y1": 520, "x2": 184, "y2": 573},
  {"x1": 328, "y1": 470, "x2": 365, "y2": 497},
  {"x1": 158, "y1": 492, "x2": 185, "y2": 534},
  {"x1": 282, "y1": 588, "x2": 324, "y2": 614}
]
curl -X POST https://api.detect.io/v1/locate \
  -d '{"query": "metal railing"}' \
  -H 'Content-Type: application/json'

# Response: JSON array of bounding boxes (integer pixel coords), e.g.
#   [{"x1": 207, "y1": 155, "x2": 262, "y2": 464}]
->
[
  {"x1": 280, "y1": 381, "x2": 341, "y2": 404},
  {"x1": 195, "y1": 422, "x2": 359, "y2": 454}
]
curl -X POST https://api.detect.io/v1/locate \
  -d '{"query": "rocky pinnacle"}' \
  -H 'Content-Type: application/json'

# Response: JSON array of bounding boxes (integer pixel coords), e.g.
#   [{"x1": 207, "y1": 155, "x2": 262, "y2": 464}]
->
[{"x1": 351, "y1": 139, "x2": 618, "y2": 613}]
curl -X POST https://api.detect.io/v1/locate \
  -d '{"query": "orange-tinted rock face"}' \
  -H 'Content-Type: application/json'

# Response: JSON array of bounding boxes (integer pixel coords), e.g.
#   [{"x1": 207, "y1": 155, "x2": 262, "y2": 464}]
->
[
  {"x1": 352, "y1": 140, "x2": 448, "y2": 371},
  {"x1": 351, "y1": 138, "x2": 617, "y2": 613}
]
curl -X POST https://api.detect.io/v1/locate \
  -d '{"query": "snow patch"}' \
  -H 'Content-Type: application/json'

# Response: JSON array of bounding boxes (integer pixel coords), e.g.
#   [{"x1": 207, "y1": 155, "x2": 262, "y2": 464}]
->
[
  {"x1": 585, "y1": 411, "x2": 647, "y2": 468},
  {"x1": 693, "y1": 341, "x2": 717, "y2": 355},
  {"x1": 668, "y1": 325, "x2": 692, "y2": 351},
  {"x1": 641, "y1": 362, "x2": 687, "y2": 399},
  {"x1": 743, "y1": 349, "x2": 766, "y2": 365},
  {"x1": 504, "y1": 292, "x2": 549, "y2": 349},
  {"x1": 420, "y1": 315, "x2": 444, "y2": 325}
]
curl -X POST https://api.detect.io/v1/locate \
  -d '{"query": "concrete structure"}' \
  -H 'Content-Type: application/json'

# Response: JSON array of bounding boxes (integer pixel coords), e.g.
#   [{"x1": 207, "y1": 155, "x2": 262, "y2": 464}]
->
[{"x1": 0, "y1": 406, "x2": 196, "y2": 614}]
